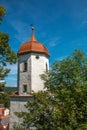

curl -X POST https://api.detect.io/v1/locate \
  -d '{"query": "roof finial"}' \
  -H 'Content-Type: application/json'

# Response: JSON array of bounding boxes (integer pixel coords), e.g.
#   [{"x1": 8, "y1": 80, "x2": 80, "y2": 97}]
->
[{"x1": 30, "y1": 24, "x2": 34, "y2": 33}]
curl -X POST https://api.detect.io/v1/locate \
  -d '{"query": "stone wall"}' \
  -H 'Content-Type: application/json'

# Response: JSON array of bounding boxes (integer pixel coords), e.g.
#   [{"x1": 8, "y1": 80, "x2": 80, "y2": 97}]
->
[
  {"x1": 18, "y1": 53, "x2": 49, "y2": 94},
  {"x1": 10, "y1": 96, "x2": 32, "y2": 129},
  {"x1": 18, "y1": 53, "x2": 31, "y2": 94}
]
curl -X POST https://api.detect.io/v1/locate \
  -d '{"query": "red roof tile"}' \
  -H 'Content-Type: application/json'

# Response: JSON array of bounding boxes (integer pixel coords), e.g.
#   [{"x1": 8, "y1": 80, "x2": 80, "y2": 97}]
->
[
  {"x1": 0, "y1": 108, "x2": 4, "y2": 115},
  {"x1": 18, "y1": 33, "x2": 50, "y2": 57},
  {"x1": 0, "y1": 125, "x2": 5, "y2": 130}
]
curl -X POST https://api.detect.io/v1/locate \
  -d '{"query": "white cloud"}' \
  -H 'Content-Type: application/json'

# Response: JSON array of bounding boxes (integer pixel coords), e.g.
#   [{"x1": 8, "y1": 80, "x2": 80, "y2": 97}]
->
[
  {"x1": 7, "y1": 63, "x2": 17, "y2": 75},
  {"x1": 6, "y1": 77, "x2": 17, "y2": 81},
  {"x1": 76, "y1": 7, "x2": 87, "y2": 27},
  {"x1": 81, "y1": 20, "x2": 87, "y2": 25},
  {"x1": 5, "y1": 63, "x2": 17, "y2": 86},
  {"x1": 7, "y1": 18, "x2": 30, "y2": 43},
  {"x1": 71, "y1": 38, "x2": 87, "y2": 47},
  {"x1": 44, "y1": 37, "x2": 61, "y2": 47},
  {"x1": 57, "y1": 56, "x2": 67, "y2": 61}
]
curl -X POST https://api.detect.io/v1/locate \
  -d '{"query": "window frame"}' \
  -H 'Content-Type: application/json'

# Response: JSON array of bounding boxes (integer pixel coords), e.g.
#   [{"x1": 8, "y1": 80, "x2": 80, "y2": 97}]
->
[
  {"x1": 23, "y1": 62, "x2": 27, "y2": 72},
  {"x1": 23, "y1": 84, "x2": 27, "y2": 93},
  {"x1": 46, "y1": 63, "x2": 48, "y2": 72}
]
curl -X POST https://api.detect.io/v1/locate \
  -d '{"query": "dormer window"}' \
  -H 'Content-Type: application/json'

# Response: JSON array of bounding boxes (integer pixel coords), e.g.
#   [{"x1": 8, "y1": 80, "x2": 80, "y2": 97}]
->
[{"x1": 23, "y1": 62, "x2": 27, "y2": 72}]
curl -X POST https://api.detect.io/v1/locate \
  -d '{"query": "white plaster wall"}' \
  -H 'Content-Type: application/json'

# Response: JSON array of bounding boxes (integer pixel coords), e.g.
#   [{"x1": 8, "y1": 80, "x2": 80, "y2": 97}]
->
[
  {"x1": 10, "y1": 97, "x2": 32, "y2": 129},
  {"x1": 4, "y1": 109, "x2": 9, "y2": 116},
  {"x1": 18, "y1": 53, "x2": 49, "y2": 94},
  {"x1": 18, "y1": 54, "x2": 31, "y2": 94},
  {"x1": 31, "y1": 53, "x2": 49, "y2": 92}
]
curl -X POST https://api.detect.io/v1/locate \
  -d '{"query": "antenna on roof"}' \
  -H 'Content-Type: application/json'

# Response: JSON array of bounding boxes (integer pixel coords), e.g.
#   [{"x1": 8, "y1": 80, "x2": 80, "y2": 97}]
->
[{"x1": 30, "y1": 24, "x2": 34, "y2": 33}]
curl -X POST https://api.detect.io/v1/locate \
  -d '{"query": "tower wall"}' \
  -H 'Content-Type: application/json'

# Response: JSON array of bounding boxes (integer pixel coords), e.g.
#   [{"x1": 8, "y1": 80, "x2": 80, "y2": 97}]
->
[
  {"x1": 10, "y1": 96, "x2": 32, "y2": 129},
  {"x1": 10, "y1": 31, "x2": 50, "y2": 129},
  {"x1": 18, "y1": 53, "x2": 49, "y2": 94},
  {"x1": 31, "y1": 53, "x2": 49, "y2": 92},
  {"x1": 18, "y1": 53, "x2": 31, "y2": 94}
]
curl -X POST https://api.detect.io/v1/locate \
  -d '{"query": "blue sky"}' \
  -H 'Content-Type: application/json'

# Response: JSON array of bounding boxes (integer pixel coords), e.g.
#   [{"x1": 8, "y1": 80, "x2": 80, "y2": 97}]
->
[{"x1": 0, "y1": 0, "x2": 87, "y2": 87}]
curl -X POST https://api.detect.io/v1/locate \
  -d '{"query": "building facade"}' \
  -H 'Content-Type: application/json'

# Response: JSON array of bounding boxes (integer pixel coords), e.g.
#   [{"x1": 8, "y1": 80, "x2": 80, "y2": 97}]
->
[{"x1": 0, "y1": 107, "x2": 10, "y2": 130}]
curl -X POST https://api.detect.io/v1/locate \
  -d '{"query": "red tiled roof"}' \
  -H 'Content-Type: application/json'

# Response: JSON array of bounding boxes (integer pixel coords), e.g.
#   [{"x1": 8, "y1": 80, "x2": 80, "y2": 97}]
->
[
  {"x1": 0, "y1": 108, "x2": 4, "y2": 115},
  {"x1": 0, "y1": 115, "x2": 10, "y2": 119},
  {"x1": 0, "y1": 123, "x2": 9, "y2": 130},
  {"x1": 18, "y1": 33, "x2": 50, "y2": 57},
  {"x1": 0, "y1": 108, "x2": 10, "y2": 118},
  {"x1": 0, "y1": 125, "x2": 5, "y2": 130}
]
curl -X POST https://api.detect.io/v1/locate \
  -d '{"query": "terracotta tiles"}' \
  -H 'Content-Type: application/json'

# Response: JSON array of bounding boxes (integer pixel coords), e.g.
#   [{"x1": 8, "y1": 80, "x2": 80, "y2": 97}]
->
[{"x1": 18, "y1": 33, "x2": 50, "y2": 57}]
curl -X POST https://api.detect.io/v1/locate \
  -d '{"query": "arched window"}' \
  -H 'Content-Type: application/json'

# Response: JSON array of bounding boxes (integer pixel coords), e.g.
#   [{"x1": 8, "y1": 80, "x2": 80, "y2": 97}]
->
[
  {"x1": 23, "y1": 62, "x2": 27, "y2": 72},
  {"x1": 23, "y1": 85, "x2": 27, "y2": 93},
  {"x1": 46, "y1": 63, "x2": 48, "y2": 72}
]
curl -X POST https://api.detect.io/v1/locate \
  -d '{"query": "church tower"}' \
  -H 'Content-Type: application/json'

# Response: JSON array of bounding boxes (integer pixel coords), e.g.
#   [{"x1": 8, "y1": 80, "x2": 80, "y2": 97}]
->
[
  {"x1": 17, "y1": 27, "x2": 50, "y2": 94},
  {"x1": 10, "y1": 28, "x2": 50, "y2": 128}
]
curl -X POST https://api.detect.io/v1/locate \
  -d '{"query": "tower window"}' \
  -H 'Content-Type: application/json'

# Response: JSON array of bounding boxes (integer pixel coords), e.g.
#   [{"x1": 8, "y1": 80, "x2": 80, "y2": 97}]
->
[
  {"x1": 23, "y1": 85, "x2": 27, "y2": 93},
  {"x1": 23, "y1": 62, "x2": 27, "y2": 72},
  {"x1": 46, "y1": 63, "x2": 48, "y2": 72},
  {"x1": 36, "y1": 55, "x2": 39, "y2": 59}
]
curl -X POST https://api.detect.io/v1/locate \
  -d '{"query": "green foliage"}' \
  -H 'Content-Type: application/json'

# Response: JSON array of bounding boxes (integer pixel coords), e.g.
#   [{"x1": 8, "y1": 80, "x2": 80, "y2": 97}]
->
[
  {"x1": 0, "y1": 83, "x2": 5, "y2": 91},
  {"x1": 0, "y1": 6, "x2": 17, "y2": 91},
  {"x1": 0, "y1": 6, "x2": 17, "y2": 108},
  {"x1": 41, "y1": 49, "x2": 87, "y2": 91},
  {"x1": 0, "y1": 92, "x2": 10, "y2": 108},
  {"x1": 0, "y1": 6, "x2": 5, "y2": 23},
  {"x1": 0, "y1": 32, "x2": 17, "y2": 81},
  {"x1": 57, "y1": 86, "x2": 87, "y2": 129},
  {"x1": 17, "y1": 91, "x2": 61, "y2": 130},
  {"x1": 76, "y1": 124, "x2": 87, "y2": 130},
  {"x1": 4, "y1": 87, "x2": 17, "y2": 93},
  {"x1": 11, "y1": 123, "x2": 24, "y2": 130},
  {"x1": 17, "y1": 50, "x2": 87, "y2": 130},
  {"x1": 0, "y1": 87, "x2": 17, "y2": 108}
]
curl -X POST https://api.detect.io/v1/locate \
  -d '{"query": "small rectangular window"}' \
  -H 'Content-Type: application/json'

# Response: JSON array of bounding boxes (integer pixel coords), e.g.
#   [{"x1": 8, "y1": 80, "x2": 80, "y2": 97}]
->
[
  {"x1": 23, "y1": 62, "x2": 27, "y2": 72},
  {"x1": 23, "y1": 85, "x2": 27, "y2": 93},
  {"x1": 46, "y1": 63, "x2": 48, "y2": 72}
]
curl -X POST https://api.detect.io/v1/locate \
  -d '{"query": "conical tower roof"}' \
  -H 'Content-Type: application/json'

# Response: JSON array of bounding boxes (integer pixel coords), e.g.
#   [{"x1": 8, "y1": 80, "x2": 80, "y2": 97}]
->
[{"x1": 18, "y1": 33, "x2": 49, "y2": 57}]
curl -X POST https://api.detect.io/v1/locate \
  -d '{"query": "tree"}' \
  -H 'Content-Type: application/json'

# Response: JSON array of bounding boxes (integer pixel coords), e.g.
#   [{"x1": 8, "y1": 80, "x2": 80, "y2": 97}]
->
[
  {"x1": 0, "y1": 6, "x2": 17, "y2": 91},
  {"x1": 0, "y1": 6, "x2": 5, "y2": 23},
  {"x1": 41, "y1": 49, "x2": 87, "y2": 91},
  {"x1": 17, "y1": 91, "x2": 60, "y2": 130},
  {"x1": 17, "y1": 50, "x2": 87, "y2": 130},
  {"x1": 15, "y1": 50, "x2": 87, "y2": 129},
  {"x1": 0, "y1": 6, "x2": 17, "y2": 108},
  {"x1": 11, "y1": 124, "x2": 24, "y2": 130},
  {"x1": 0, "y1": 92, "x2": 10, "y2": 108},
  {"x1": 40, "y1": 49, "x2": 87, "y2": 129}
]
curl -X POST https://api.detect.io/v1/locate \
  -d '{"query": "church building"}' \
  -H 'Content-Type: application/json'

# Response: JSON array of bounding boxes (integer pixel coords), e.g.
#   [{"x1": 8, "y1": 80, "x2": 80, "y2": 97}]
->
[{"x1": 10, "y1": 27, "x2": 50, "y2": 128}]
